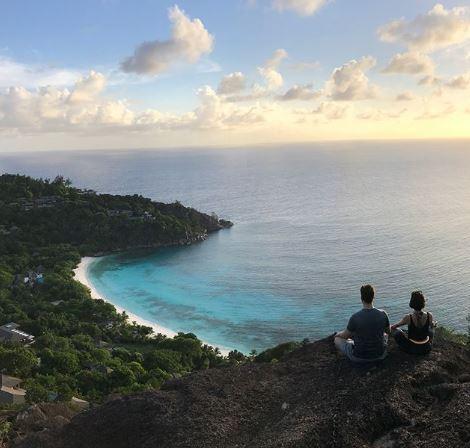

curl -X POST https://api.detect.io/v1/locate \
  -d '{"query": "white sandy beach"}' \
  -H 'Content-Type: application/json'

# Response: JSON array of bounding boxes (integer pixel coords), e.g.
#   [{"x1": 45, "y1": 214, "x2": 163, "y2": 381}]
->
[
  {"x1": 73, "y1": 257, "x2": 178, "y2": 338},
  {"x1": 73, "y1": 257, "x2": 230, "y2": 354}
]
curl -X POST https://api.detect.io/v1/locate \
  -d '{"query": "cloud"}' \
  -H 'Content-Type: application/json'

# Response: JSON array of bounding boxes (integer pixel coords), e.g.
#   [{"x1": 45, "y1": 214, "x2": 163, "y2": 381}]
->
[
  {"x1": 418, "y1": 75, "x2": 442, "y2": 86},
  {"x1": 415, "y1": 104, "x2": 455, "y2": 120},
  {"x1": 0, "y1": 73, "x2": 135, "y2": 133},
  {"x1": 217, "y1": 72, "x2": 246, "y2": 95},
  {"x1": 68, "y1": 71, "x2": 106, "y2": 103},
  {"x1": 0, "y1": 57, "x2": 81, "y2": 89},
  {"x1": 382, "y1": 52, "x2": 434, "y2": 74},
  {"x1": 395, "y1": 91, "x2": 416, "y2": 101},
  {"x1": 327, "y1": 56, "x2": 378, "y2": 101},
  {"x1": 312, "y1": 101, "x2": 349, "y2": 119},
  {"x1": 171, "y1": 85, "x2": 266, "y2": 129},
  {"x1": 277, "y1": 84, "x2": 322, "y2": 101},
  {"x1": 446, "y1": 73, "x2": 470, "y2": 89},
  {"x1": 0, "y1": 74, "x2": 267, "y2": 135},
  {"x1": 378, "y1": 4, "x2": 470, "y2": 53},
  {"x1": 271, "y1": 0, "x2": 329, "y2": 16},
  {"x1": 357, "y1": 108, "x2": 407, "y2": 120},
  {"x1": 258, "y1": 48, "x2": 287, "y2": 91},
  {"x1": 223, "y1": 49, "x2": 288, "y2": 102},
  {"x1": 120, "y1": 5, "x2": 214, "y2": 75}
]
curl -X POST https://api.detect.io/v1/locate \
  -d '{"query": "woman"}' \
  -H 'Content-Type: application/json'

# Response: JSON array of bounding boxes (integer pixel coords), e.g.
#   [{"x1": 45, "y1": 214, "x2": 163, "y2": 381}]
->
[{"x1": 391, "y1": 290, "x2": 436, "y2": 355}]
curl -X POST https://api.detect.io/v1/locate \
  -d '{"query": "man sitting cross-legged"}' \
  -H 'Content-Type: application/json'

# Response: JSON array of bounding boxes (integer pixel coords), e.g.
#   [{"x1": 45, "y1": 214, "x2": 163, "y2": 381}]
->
[{"x1": 334, "y1": 284, "x2": 391, "y2": 363}]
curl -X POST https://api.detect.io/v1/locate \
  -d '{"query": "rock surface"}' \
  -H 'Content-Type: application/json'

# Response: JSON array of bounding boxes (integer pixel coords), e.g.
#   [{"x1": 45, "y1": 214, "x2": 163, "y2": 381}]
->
[{"x1": 12, "y1": 335, "x2": 470, "y2": 448}]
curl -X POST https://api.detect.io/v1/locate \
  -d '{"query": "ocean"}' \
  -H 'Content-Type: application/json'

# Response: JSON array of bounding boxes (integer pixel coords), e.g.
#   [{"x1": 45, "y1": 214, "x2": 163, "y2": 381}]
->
[{"x1": 1, "y1": 140, "x2": 470, "y2": 353}]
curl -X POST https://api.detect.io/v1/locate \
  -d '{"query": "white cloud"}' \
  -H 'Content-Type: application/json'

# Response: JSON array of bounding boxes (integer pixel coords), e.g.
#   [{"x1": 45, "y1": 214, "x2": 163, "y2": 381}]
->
[
  {"x1": 312, "y1": 101, "x2": 349, "y2": 119},
  {"x1": 121, "y1": 5, "x2": 214, "y2": 75},
  {"x1": 223, "y1": 49, "x2": 288, "y2": 102},
  {"x1": 418, "y1": 75, "x2": 442, "y2": 86},
  {"x1": 258, "y1": 48, "x2": 287, "y2": 91},
  {"x1": 271, "y1": 0, "x2": 329, "y2": 16},
  {"x1": 194, "y1": 86, "x2": 265, "y2": 129},
  {"x1": 217, "y1": 72, "x2": 246, "y2": 95},
  {"x1": 0, "y1": 73, "x2": 267, "y2": 135},
  {"x1": 446, "y1": 73, "x2": 470, "y2": 89},
  {"x1": 395, "y1": 91, "x2": 416, "y2": 101},
  {"x1": 357, "y1": 108, "x2": 407, "y2": 120},
  {"x1": 415, "y1": 104, "x2": 456, "y2": 120},
  {"x1": 278, "y1": 84, "x2": 322, "y2": 101},
  {"x1": 68, "y1": 71, "x2": 106, "y2": 103},
  {"x1": 327, "y1": 56, "x2": 378, "y2": 101},
  {"x1": 382, "y1": 52, "x2": 434, "y2": 75},
  {"x1": 0, "y1": 57, "x2": 81, "y2": 89},
  {"x1": 0, "y1": 73, "x2": 136, "y2": 133},
  {"x1": 378, "y1": 4, "x2": 470, "y2": 53}
]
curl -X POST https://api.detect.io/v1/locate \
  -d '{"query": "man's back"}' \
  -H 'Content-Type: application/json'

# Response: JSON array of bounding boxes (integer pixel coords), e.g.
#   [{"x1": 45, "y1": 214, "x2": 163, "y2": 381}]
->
[{"x1": 347, "y1": 308, "x2": 389, "y2": 359}]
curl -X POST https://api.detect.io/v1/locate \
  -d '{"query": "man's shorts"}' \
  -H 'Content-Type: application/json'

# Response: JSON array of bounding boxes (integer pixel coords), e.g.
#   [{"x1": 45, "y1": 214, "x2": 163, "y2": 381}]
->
[{"x1": 336, "y1": 338, "x2": 387, "y2": 363}]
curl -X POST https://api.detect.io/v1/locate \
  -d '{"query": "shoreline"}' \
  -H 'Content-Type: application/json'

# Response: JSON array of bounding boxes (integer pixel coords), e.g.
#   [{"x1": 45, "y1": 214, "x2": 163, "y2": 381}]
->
[{"x1": 73, "y1": 256, "x2": 231, "y2": 355}]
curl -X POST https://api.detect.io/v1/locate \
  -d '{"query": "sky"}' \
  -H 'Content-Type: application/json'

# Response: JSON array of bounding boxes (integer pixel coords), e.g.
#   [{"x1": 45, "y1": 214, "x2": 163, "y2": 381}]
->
[{"x1": 0, "y1": 0, "x2": 469, "y2": 151}]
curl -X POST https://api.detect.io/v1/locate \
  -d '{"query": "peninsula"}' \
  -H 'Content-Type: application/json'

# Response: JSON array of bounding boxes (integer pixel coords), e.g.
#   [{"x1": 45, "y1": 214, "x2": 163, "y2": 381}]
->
[{"x1": 0, "y1": 173, "x2": 234, "y2": 409}]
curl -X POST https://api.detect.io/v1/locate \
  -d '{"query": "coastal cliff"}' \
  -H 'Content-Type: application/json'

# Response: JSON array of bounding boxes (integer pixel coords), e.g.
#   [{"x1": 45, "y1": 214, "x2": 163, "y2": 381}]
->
[{"x1": 12, "y1": 334, "x2": 470, "y2": 448}]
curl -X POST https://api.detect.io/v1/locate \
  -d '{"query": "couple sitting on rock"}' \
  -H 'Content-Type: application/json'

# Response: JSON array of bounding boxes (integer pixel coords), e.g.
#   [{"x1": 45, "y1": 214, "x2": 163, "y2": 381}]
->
[{"x1": 334, "y1": 284, "x2": 436, "y2": 363}]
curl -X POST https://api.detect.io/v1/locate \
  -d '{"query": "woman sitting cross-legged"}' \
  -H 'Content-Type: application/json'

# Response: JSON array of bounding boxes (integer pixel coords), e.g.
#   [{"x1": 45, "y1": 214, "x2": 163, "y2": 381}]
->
[{"x1": 391, "y1": 290, "x2": 437, "y2": 355}]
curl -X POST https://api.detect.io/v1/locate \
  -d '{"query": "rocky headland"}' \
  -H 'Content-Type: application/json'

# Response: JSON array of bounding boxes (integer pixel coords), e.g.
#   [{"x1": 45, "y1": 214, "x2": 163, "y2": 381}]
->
[{"x1": 11, "y1": 334, "x2": 470, "y2": 448}]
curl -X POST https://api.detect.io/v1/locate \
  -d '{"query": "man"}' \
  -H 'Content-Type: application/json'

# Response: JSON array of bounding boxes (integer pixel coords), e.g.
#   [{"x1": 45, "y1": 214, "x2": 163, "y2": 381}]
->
[{"x1": 334, "y1": 284, "x2": 390, "y2": 363}]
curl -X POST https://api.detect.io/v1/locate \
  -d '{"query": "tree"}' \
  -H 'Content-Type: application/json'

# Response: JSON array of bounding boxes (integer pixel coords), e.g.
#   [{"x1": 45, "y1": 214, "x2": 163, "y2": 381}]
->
[
  {"x1": 0, "y1": 270, "x2": 13, "y2": 288},
  {"x1": 25, "y1": 380, "x2": 49, "y2": 404},
  {"x1": 0, "y1": 346, "x2": 38, "y2": 377},
  {"x1": 109, "y1": 365, "x2": 136, "y2": 389}
]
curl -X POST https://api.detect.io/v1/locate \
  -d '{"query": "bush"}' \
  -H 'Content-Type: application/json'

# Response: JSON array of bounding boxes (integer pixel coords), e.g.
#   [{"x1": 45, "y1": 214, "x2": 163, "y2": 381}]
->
[{"x1": 255, "y1": 342, "x2": 300, "y2": 363}]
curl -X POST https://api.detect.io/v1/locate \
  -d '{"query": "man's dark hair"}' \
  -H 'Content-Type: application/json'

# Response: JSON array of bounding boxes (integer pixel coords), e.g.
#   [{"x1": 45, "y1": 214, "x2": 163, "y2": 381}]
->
[
  {"x1": 409, "y1": 290, "x2": 425, "y2": 311},
  {"x1": 360, "y1": 284, "x2": 375, "y2": 304}
]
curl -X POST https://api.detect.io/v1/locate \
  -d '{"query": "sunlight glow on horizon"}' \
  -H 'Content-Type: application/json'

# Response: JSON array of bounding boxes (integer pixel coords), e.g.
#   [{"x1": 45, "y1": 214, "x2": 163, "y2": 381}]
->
[{"x1": 0, "y1": 1, "x2": 470, "y2": 151}]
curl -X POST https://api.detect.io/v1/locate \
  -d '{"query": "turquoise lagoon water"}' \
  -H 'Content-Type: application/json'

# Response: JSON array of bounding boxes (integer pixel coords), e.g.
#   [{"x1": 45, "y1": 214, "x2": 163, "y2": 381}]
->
[{"x1": 1, "y1": 141, "x2": 470, "y2": 352}]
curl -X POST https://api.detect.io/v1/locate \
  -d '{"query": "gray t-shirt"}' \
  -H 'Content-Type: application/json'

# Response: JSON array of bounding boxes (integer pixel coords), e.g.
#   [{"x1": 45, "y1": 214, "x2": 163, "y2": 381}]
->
[{"x1": 347, "y1": 308, "x2": 390, "y2": 359}]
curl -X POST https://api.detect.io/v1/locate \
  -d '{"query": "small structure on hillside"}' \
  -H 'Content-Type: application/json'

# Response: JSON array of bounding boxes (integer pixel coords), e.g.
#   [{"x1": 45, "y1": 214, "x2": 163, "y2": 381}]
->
[
  {"x1": 71, "y1": 396, "x2": 90, "y2": 410},
  {"x1": 12, "y1": 269, "x2": 45, "y2": 289},
  {"x1": 0, "y1": 322, "x2": 35, "y2": 345},
  {"x1": 0, "y1": 374, "x2": 26, "y2": 404}
]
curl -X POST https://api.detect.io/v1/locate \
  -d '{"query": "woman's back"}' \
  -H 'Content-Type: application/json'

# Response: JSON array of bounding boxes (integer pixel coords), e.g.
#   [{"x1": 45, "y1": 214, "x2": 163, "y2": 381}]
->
[{"x1": 408, "y1": 312, "x2": 431, "y2": 342}]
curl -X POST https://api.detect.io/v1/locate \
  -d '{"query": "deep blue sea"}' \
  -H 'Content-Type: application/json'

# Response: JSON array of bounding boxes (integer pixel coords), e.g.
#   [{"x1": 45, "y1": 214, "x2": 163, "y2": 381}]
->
[{"x1": 1, "y1": 141, "x2": 470, "y2": 352}]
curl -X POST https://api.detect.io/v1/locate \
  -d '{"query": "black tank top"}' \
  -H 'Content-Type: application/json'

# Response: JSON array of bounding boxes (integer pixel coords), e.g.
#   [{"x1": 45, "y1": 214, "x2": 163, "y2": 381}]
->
[{"x1": 408, "y1": 312, "x2": 430, "y2": 341}]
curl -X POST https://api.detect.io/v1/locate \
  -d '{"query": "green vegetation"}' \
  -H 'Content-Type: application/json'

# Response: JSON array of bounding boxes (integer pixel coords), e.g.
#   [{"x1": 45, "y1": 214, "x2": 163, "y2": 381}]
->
[
  {"x1": 254, "y1": 341, "x2": 301, "y2": 363},
  {"x1": 0, "y1": 174, "x2": 232, "y2": 404},
  {"x1": 434, "y1": 326, "x2": 469, "y2": 346}
]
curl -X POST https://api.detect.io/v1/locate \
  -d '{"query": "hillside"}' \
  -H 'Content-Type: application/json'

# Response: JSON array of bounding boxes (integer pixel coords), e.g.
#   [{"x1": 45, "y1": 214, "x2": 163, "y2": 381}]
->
[
  {"x1": 12, "y1": 334, "x2": 470, "y2": 448},
  {"x1": 0, "y1": 174, "x2": 233, "y2": 409}
]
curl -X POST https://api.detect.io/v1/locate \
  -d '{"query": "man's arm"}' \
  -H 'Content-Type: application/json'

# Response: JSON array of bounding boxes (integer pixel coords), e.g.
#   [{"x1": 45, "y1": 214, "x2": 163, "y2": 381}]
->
[
  {"x1": 384, "y1": 312, "x2": 391, "y2": 334},
  {"x1": 336, "y1": 315, "x2": 355, "y2": 340}
]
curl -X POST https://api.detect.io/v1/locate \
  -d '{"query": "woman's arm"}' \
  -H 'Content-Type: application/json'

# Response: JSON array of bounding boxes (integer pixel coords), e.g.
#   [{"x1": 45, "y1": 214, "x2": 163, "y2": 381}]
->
[
  {"x1": 335, "y1": 328, "x2": 353, "y2": 340},
  {"x1": 428, "y1": 312, "x2": 437, "y2": 328},
  {"x1": 391, "y1": 314, "x2": 409, "y2": 330}
]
